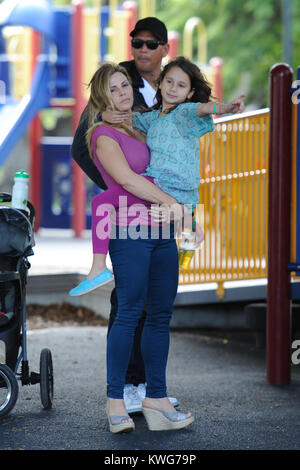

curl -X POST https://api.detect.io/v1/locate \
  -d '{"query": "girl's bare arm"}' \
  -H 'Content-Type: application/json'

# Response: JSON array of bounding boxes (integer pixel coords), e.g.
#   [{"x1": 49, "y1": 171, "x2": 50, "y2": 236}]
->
[{"x1": 196, "y1": 95, "x2": 245, "y2": 117}]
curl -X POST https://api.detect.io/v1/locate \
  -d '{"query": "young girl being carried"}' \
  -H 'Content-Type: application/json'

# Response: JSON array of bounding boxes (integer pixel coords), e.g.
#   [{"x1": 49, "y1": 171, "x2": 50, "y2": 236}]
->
[{"x1": 69, "y1": 57, "x2": 245, "y2": 296}]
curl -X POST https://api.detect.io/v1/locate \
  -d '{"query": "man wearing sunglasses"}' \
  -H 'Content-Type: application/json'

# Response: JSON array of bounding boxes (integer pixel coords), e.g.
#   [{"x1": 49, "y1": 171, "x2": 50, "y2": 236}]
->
[
  {"x1": 124, "y1": 17, "x2": 169, "y2": 108},
  {"x1": 71, "y1": 16, "x2": 169, "y2": 188},
  {"x1": 71, "y1": 17, "x2": 177, "y2": 414}
]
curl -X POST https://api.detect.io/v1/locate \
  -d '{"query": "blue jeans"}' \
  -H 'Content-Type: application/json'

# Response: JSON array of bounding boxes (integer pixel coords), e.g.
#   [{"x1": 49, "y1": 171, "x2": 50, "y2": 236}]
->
[{"x1": 107, "y1": 224, "x2": 179, "y2": 399}]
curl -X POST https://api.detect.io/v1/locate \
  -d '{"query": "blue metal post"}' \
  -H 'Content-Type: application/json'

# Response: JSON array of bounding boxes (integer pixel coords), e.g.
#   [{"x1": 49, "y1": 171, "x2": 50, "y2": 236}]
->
[
  {"x1": 0, "y1": 29, "x2": 10, "y2": 97},
  {"x1": 289, "y1": 67, "x2": 300, "y2": 275},
  {"x1": 100, "y1": 6, "x2": 110, "y2": 61},
  {"x1": 296, "y1": 66, "x2": 300, "y2": 270}
]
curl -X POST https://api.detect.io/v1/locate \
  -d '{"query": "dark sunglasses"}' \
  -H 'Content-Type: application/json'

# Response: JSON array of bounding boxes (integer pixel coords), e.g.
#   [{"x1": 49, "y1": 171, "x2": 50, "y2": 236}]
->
[{"x1": 131, "y1": 38, "x2": 165, "y2": 50}]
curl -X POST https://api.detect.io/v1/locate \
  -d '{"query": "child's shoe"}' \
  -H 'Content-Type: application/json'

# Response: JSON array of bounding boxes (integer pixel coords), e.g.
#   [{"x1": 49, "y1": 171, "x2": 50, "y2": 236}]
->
[{"x1": 69, "y1": 269, "x2": 114, "y2": 296}]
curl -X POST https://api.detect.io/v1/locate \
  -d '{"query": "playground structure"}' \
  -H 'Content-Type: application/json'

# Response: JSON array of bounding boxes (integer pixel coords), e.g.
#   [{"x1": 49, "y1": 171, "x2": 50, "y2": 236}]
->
[{"x1": 0, "y1": 0, "x2": 299, "y2": 385}]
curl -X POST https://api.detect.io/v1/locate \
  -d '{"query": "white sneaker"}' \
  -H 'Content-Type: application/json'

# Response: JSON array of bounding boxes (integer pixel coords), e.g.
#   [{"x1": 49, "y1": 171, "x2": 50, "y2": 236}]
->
[
  {"x1": 137, "y1": 383, "x2": 146, "y2": 401},
  {"x1": 123, "y1": 384, "x2": 142, "y2": 413},
  {"x1": 168, "y1": 396, "x2": 179, "y2": 408},
  {"x1": 137, "y1": 383, "x2": 179, "y2": 408}
]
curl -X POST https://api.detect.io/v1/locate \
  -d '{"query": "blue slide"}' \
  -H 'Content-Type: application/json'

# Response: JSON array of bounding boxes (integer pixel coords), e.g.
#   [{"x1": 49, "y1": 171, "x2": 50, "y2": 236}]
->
[
  {"x1": 0, "y1": 0, "x2": 55, "y2": 165},
  {"x1": 0, "y1": 56, "x2": 51, "y2": 165}
]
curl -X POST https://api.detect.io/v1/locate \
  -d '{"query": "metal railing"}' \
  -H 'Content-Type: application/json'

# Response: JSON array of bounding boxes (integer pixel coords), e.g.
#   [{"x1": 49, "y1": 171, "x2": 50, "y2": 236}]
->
[{"x1": 179, "y1": 109, "x2": 270, "y2": 294}]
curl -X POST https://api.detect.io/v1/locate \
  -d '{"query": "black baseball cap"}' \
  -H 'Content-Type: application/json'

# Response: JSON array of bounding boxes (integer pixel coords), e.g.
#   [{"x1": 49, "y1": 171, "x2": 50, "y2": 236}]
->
[{"x1": 130, "y1": 17, "x2": 168, "y2": 44}]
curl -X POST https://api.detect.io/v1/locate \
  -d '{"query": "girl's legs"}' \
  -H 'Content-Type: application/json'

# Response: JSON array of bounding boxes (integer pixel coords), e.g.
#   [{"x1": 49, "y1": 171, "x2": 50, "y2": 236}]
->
[
  {"x1": 88, "y1": 177, "x2": 153, "y2": 280},
  {"x1": 86, "y1": 253, "x2": 107, "y2": 280},
  {"x1": 69, "y1": 178, "x2": 154, "y2": 294}
]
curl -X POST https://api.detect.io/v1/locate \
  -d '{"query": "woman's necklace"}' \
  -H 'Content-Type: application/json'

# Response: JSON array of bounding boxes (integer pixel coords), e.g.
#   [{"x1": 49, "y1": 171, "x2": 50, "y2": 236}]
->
[
  {"x1": 119, "y1": 119, "x2": 146, "y2": 141},
  {"x1": 121, "y1": 119, "x2": 135, "y2": 133}
]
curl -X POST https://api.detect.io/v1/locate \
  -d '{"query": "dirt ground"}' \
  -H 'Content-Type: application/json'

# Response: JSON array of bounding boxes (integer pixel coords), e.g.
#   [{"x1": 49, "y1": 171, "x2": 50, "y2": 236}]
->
[{"x1": 26, "y1": 302, "x2": 108, "y2": 330}]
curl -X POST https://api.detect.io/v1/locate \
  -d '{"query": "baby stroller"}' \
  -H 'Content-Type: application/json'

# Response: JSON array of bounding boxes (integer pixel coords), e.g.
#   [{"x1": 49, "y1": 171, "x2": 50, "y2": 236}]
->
[{"x1": 0, "y1": 193, "x2": 53, "y2": 418}]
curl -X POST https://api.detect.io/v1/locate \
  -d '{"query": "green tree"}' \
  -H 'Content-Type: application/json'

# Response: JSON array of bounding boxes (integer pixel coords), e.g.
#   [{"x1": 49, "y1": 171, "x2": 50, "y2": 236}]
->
[{"x1": 156, "y1": 0, "x2": 300, "y2": 107}]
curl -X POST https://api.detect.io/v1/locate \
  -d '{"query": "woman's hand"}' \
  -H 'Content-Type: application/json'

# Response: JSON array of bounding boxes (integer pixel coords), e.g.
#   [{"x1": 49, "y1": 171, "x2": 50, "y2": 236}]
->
[
  {"x1": 102, "y1": 107, "x2": 130, "y2": 124},
  {"x1": 148, "y1": 203, "x2": 184, "y2": 223},
  {"x1": 194, "y1": 222, "x2": 204, "y2": 248},
  {"x1": 148, "y1": 205, "x2": 204, "y2": 248}
]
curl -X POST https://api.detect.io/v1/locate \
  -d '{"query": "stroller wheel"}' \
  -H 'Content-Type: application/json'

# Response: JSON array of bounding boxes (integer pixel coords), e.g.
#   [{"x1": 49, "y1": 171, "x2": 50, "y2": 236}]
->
[
  {"x1": 40, "y1": 349, "x2": 54, "y2": 410},
  {"x1": 0, "y1": 364, "x2": 18, "y2": 418}
]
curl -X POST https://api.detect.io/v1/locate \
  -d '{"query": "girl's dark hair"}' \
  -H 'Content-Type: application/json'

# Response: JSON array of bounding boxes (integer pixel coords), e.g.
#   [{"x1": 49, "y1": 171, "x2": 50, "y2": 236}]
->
[{"x1": 152, "y1": 56, "x2": 213, "y2": 113}]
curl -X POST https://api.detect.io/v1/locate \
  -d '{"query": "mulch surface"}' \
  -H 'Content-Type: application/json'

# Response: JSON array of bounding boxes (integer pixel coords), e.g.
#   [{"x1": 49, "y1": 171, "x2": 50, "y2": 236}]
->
[{"x1": 26, "y1": 302, "x2": 108, "y2": 330}]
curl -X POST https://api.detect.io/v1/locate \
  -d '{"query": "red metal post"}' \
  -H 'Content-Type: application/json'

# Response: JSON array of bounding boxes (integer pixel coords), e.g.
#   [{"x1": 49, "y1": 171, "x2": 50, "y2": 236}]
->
[
  {"x1": 168, "y1": 31, "x2": 179, "y2": 60},
  {"x1": 71, "y1": 0, "x2": 86, "y2": 237},
  {"x1": 209, "y1": 56, "x2": 223, "y2": 102},
  {"x1": 29, "y1": 116, "x2": 42, "y2": 231},
  {"x1": 29, "y1": 30, "x2": 42, "y2": 231},
  {"x1": 123, "y1": 1, "x2": 138, "y2": 61},
  {"x1": 267, "y1": 63, "x2": 293, "y2": 384}
]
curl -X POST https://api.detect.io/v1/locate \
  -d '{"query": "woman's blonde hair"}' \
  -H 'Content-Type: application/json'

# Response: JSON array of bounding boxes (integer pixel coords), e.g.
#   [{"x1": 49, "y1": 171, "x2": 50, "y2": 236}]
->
[{"x1": 86, "y1": 63, "x2": 135, "y2": 159}]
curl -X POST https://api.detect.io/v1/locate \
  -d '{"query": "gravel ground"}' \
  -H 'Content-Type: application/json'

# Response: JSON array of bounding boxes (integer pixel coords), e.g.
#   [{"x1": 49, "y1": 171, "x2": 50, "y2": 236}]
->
[
  {"x1": 0, "y1": 303, "x2": 300, "y2": 454},
  {"x1": 26, "y1": 302, "x2": 108, "y2": 330}
]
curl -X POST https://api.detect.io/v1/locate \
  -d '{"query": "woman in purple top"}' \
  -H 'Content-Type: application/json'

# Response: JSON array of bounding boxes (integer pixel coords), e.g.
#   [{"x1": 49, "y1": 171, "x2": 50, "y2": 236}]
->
[
  {"x1": 79, "y1": 63, "x2": 195, "y2": 434},
  {"x1": 70, "y1": 58, "x2": 244, "y2": 293}
]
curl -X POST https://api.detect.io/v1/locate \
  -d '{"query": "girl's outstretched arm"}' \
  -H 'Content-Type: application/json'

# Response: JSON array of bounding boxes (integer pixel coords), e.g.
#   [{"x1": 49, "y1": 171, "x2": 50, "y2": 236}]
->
[{"x1": 196, "y1": 95, "x2": 246, "y2": 117}]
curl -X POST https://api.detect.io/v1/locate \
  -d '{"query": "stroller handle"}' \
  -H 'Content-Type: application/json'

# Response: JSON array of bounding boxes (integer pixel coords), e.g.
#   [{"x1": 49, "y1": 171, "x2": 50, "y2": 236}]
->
[
  {"x1": 0, "y1": 192, "x2": 36, "y2": 226},
  {"x1": 0, "y1": 193, "x2": 11, "y2": 203}
]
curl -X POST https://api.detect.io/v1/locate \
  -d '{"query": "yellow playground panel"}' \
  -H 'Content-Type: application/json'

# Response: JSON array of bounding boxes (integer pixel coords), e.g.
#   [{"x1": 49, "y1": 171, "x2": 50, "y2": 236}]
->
[
  {"x1": 82, "y1": 8, "x2": 100, "y2": 100},
  {"x1": 139, "y1": 0, "x2": 156, "y2": 18},
  {"x1": 180, "y1": 106, "x2": 298, "y2": 292},
  {"x1": 183, "y1": 16, "x2": 207, "y2": 66},
  {"x1": 105, "y1": 8, "x2": 131, "y2": 64},
  {"x1": 179, "y1": 109, "x2": 270, "y2": 294},
  {"x1": 2, "y1": 25, "x2": 32, "y2": 99}
]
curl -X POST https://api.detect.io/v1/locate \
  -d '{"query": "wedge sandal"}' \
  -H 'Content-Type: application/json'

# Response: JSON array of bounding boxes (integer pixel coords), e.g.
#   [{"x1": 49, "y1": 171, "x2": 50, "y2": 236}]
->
[
  {"x1": 142, "y1": 407, "x2": 194, "y2": 431},
  {"x1": 106, "y1": 407, "x2": 135, "y2": 434}
]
